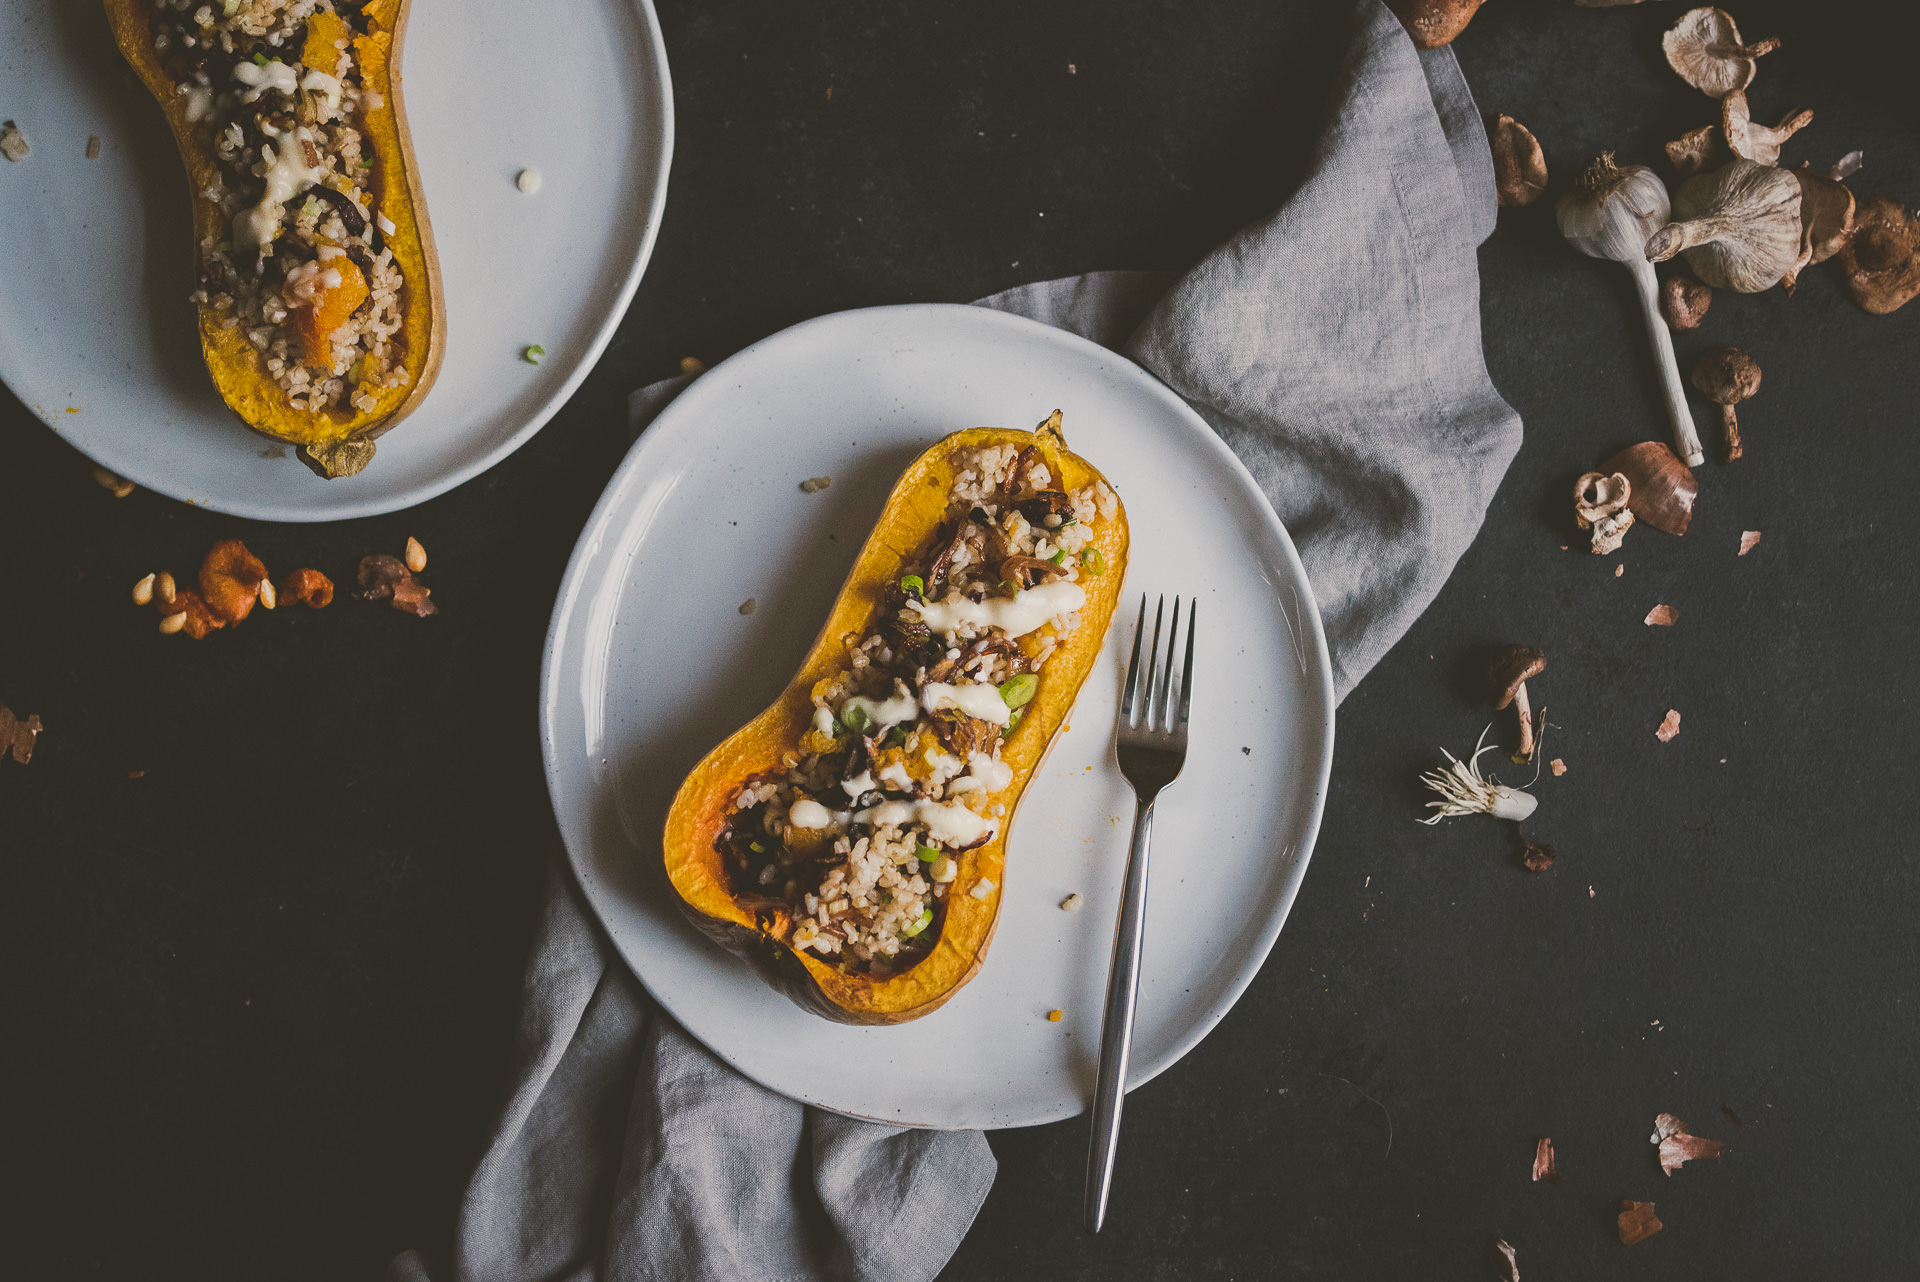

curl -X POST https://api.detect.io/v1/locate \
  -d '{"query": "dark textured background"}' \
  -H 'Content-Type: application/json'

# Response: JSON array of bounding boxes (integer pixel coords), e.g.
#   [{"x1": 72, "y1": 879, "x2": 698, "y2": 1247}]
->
[{"x1": 4, "y1": 1, "x2": 1917, "y2": 1277}]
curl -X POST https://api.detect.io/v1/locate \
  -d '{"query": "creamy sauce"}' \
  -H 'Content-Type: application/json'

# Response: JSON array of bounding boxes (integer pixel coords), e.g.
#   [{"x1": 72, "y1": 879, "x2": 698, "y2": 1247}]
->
[
  {"x1": 839, "y1": 683, "x2": 918, "y2": 734},
  {"x1": 787, "y1": 798, "x2": 847, "y2": 831},
  {"x1": 877, "y1": 763, "x2": 913, "y2": 791},
  {"x1": 840, "y1": 770, "x2": 875, "y2": 799},
  {"x1": 810, "y1": 706, "x2": 836, "y2": 736},
  {"x1": 947, "y1": 752, "x2": 1015, "y2": 795},
  {"x1": 921, "y1": 681, "x2": 1011, "y2": 727},
  {"x1": 232, "y1": 128, "x2": 324, "y2": 259},
  {"x1": 299, "y1": 69, "x2": 343, "y2": 112},
  {"x1": 911, "y1": 581, "x2": 1086, "y2": 639},
  {"x1": 853, "y1": 799, "x2": 994, "y2": 848},
  {"x1": 182, "y1": 84, "x2": 214, "y2": 124},
  {"x1": 233, "y1": 58, "x2": 299, "y2": 101}
]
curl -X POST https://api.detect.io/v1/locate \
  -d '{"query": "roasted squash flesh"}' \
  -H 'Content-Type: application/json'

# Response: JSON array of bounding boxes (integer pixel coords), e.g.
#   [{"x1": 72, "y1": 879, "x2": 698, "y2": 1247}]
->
[
  {"x1": 105, "y1": 0, "x2": 444, "y2": 478},
  {"x1": 663, "y1": 416, "x2": 1129, "y2": 1024}
]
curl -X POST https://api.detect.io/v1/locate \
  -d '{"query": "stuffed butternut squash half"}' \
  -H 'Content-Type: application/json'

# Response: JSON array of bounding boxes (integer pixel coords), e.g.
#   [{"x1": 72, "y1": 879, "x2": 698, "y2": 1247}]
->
[
  {"x1": 106, "y1": 0, "x2": 443, "y2": 478},
  {"x1": 664, "y1": 415, "x2": 1129, "y2": 1024}
]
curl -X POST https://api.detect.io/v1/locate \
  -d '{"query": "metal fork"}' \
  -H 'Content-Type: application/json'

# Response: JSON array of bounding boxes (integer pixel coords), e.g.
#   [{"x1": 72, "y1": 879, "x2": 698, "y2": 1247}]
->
[{"x1": 1084, "y1": 594, "x2": 1194, "y2": 1234}]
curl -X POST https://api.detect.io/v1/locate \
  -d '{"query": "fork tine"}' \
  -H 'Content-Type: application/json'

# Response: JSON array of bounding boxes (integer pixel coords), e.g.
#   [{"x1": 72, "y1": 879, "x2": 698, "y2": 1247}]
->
[
  {"x1": 1120, "y1": 595, "x2": 1147, "y2": 725},
  {"x1": 1143, "y1": 596, "x2": 1165, "y2": 731},
  {"x1": 1153, "y1": 597, "x2": 1180, "y2": 734},
  {"x1": 1176, "y1": 600, "x2": 1196, "y2": 731}
]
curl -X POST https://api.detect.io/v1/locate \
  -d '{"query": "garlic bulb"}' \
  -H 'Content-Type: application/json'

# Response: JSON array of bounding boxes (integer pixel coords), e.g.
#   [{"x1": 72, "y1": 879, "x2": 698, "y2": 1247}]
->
[
  {"x1": 1646, "y1": 158, "x2": 1803, "y2": 293},
  {"x1": 1558, "y1": 154, "x2": 1705, "y2": 467}
]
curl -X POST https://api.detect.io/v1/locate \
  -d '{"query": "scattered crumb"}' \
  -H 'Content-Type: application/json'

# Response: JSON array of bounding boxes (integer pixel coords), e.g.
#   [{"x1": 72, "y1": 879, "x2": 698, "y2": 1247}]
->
[
  {"x1": 1047, "y1": 1009, "x2": 1064, "y2": 1022},
  {"x1": 1490, "y1": 1238, "x2": 1518, "y2": 1282},
  {"x1": 1241, "y1": 746, "x2": 1250, "y2": 755},
  {"x1": 1656, "y1": 709, "x2": 1682, "y2": 742},
  {"x1": 1549, "y1": 758, "x2": 1567, "y2": 777},
  {"x1": 1067, "y1": 63, "x2": 1077, "y2": 74},
  {"x1": 1532, "y1": 1137, "x2": 1561, "y2": 1185},
  {"x1": 1722, "y1": 1106, "x2": 1744, "y2": 1127},
  {"x1": 1, "y1": 704, "x2": 45, "y2": 765},
  {"x1": 1559, "y1": 544, "x2": 1568, "y2": 551},
  {"x1": 1653, "y1": 1113, "x2": 1726, "y2": 1175},
  {"x1": 1059, "y1": 893, "x2": 1082, "y2": 912},
  {"x1": 1738, "y1": 530, "x2": 1762, "y2": 556},
  {"x1": 515, "y1": 168, "x2": 542, "y2": 194},
  {"x1": 85, "y1": 135, "x2": 101, "y2": 159},
  {"x1": 1589, "y1": 885, "x2": 1596, "y2": 899},
  {"x1": 799, "y1": 476, "x2": 832, "y2": 494},
  {"x1": 127, "y1": 769, "x2": 146, "y2": 780},
  {"x1": 1644, "y1": 604, "x2": 1679, "y2": 627},
  {"x1": 91, "y1": 465, "x2": 135, "y2": 499},
  {"x1": 680, "y1": 356, "x2": 706, "y2": 376},
  {"x1": 1, "y1": 120, "x2": 28, "y2": 162},
  {"x1": 1617, "y1": 1200, "x2": 1662, "y2": 1246},
  {"x1": 1522, "y1": 841, "x2": 1555, "y2": 872},
  {"x1": 1614, "y1": 563, "x2": 1625, "y2": 578},
  {"x1": 738, "y1": 598, "x2": 757, "y2": 615}
]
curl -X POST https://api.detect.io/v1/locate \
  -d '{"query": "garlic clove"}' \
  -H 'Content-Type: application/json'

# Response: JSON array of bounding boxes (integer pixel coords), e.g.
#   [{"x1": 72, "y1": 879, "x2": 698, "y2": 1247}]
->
[
  {"x1": 1647, "y1": 158, "x2": 1804, "y2": 293},
  {"x1": 1721, "y1": 89, "x2": 1812, "y2": 166},
  {"x1": 1665, "y1": 125, "x2": 1724, "y2": 181},
  {"x1": 1834, "y1": 194, "x2": 1920, "y2": 315},
  {"x1": 1602, "y1": 442, "x2": 1699, "y2": 537},
  {"x1": 1663, "y1": 7, "x2": 1780, "y2": 99},
  {"x1": 1488, "y1": 114, "x2": 1548, "y2": 208}
]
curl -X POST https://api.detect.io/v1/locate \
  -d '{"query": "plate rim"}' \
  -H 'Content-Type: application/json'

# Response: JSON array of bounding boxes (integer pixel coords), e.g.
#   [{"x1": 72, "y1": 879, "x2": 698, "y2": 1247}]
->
[
  {"x1": 7, "y1": 0, "x2": 675, "y2": 523},
  {"x1": 540, "y1": 301, "x2": 1338, "y2": 1128}
]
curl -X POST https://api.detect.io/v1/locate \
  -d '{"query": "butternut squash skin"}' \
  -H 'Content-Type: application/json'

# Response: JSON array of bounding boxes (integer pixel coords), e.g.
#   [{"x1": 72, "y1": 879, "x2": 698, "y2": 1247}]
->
[
  {"x1": 663, "y1": 421, "x2": 1129, "y2": 1025},
  {"x1": 105, "y1": 0, "x2": 444, "y2": 478}
]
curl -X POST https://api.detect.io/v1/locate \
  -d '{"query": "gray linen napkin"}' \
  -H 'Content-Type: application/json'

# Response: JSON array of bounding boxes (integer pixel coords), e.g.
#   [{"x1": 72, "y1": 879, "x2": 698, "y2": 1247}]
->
[{"x1": 392, "y1": 3, "x2": 1517, "y2": 1278}]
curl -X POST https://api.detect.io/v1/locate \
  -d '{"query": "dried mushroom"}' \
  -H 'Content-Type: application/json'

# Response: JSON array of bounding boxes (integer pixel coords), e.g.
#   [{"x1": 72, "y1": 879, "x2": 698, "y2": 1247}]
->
[
  {"x1": 1793, "y1": 166, "x2": 1856, "y2": 266},
  {"x1": 1490, "y1": 645, "x2": 1547, "y2": 760},
  {"x1": 281, "y1": 568, "x2": 335, "y2": 609},
  {"x1": 1662, "y1": 7, "x2": 1778, "y2": 98},
  {"x1": 1617, "y1": 1200, "x2": 1663, "y2": 1245},
  {"x1": 0, "y1": 704, "x2": 44, "y2": 765},
  {"x1": 356, "y1": 553, "x2": 437, "y2": 617},
  {"x1": 1720, "y1": 90, "x2": 1812, "y2": 166},
  {"x1": 1388, "y1": 0, "x2": 1485, "y2": 49},
  {"x1": 1661, "y1": 275, "x2": 1711, "y2": 329},
  {"x1": 1664, "y1": 125, "x2": 1723, "y2": 180},
  {"x1": 1833, "y1": 195, "x2": 1920, "y2": 315},
  {"x1": 1653, "y1": 1113, "x2": 1727, "y2": 1174},
  {"x1": 1488, "y1": 114, "x2": 1548, "y2": 208},
  {"x1": 1532, "y1": 1137, "x2": 1562, "y2": 1183},
  {"x1": 1691, "y1": 347, "x2": 1761, "y2": 461},
  {"x1": 198, "y1": 538, "x2": 269, "y2": 624},
  {"x1": 1574, "y1": 471, "x2": 1635, "y2": 554},
  {"x1": 1647, "y1": 159, "x2": 1803, "y2": 293},
  {"x1": 1601, "y1": 442, "x2": 1699, "y2": 536}
]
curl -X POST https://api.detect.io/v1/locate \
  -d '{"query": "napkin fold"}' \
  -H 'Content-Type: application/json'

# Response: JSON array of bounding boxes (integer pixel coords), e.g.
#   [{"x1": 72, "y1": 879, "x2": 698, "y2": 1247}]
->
[{"x1": 394, "y1": 3, "x2": 1517, "y2": 1278}]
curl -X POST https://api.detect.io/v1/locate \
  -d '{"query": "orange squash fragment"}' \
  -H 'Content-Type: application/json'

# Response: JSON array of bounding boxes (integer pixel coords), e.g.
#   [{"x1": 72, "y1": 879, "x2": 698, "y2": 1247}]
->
[{"x1": 291, "y1": 260, "x2": 371, "y2": 368}]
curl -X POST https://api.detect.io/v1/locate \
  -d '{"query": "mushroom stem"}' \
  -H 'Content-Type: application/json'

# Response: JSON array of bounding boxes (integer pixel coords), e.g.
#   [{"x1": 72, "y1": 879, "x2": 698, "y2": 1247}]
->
[
  {"x1": 1626, "y1": 258, "x2": 1708, "y2": 467},
  {"x1": 1512, "y1": 682, "x2": 1535, "y2": 758},
  {"x1": 1718, "y1": 404, "x2": 1743, "y2": 462}
]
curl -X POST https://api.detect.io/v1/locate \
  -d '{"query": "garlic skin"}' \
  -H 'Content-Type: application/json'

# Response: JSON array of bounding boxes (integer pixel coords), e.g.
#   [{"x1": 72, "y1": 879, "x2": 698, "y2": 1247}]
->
[
  {"x1": 1558, "y1": 155, "x2": 1705, "y2": 467},
  {"x1": 1647, "y1": 159, "x2": 1804, "y2": 293}
]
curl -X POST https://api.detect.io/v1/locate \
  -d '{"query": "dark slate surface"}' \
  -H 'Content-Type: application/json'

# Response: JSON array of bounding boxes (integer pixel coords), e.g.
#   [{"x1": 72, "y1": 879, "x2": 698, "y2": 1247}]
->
[{"x1": 4, "y1": 1, "x2": 1916, "y2": 1277}]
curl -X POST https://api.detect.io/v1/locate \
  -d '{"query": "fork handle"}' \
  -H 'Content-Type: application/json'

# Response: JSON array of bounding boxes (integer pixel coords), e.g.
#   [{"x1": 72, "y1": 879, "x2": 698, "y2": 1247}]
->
[{"x1": 1083, "y1": 793, "x2": 1156, "y2": 1234}]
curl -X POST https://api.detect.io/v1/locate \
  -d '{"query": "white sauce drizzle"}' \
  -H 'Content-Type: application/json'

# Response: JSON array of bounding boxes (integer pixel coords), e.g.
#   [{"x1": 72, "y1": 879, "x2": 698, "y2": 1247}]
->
[
  {"x1": 921, "y1": 681, "x2": 1011, "y2": 727},
  {"x1": 911, "y1": 581, "x2": 1086, "y2": 639},
  {"x1": 853, "y1": 799, "x2": 994, "y2": 848},
  {"x1": 839, "y1": 682, "x2": 918, "y2": 734}
]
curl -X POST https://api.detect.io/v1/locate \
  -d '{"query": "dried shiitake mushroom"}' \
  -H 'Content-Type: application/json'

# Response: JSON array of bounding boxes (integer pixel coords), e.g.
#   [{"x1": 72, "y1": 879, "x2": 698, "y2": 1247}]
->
[
  {"x1": 1602, "y1": 442, "x2": 1699, "y2": 536},
  {"x1": 1663, "y1": 7, "x2": 1779, "y2": 98},
  {"x1": 1661, "y1": 275, "x2": 1712, "y2": 329},
  {"x1": 1647, "y1": 159, "x2": 1804, "y2": 293},
  {"x1": 1691, "y1": 347, "x2": 1762, "y2": 462},
  {"x1": 1833, "y1": 194, "x2": 1920, "y2": 315},
  {"x1": 1490, "y1": 645, "x2": 1548, "y2": 760},
  {"x1": 1388, "y1": 0, "x2": 1485, "y2": 49},
  {"x1": 1721, "y1": 89, "x2": 1812, "y2": 166},
  {"x1": 1488, "y1": 114, "x2": 1549, "y2": 207},
  {"x1": 1665, "y1": 125, "x2": 1724, "y2": 181}
]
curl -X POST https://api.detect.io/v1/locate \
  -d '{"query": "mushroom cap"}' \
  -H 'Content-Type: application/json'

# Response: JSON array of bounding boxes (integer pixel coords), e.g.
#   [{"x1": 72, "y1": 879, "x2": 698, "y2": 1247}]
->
[
  {"x1": 1691, "y1": 347, "x2": 1762, "y2": 404},
  {"x1": 1661, "y1": 274, "x2": 1712, "y2": 329},
  {"x1": 1664, "y1": 125, "x2": 1723, "y2": 180},
  {"x1": 1663, "y1": 7, "x2": 1778, "y2": 99},
  {"x1": 1389, "y1": 0, "x2": 1487, "y2": 49},
  {"x1": 1490, "y1": 645, "x2": 1547, "y2": 708},
  {"x1": 1834, "y1": 194, "x2": 1920, "y2": 315},
  {"x1": 1488, "y1": 114, "x2": 1549, "y2": 208}
]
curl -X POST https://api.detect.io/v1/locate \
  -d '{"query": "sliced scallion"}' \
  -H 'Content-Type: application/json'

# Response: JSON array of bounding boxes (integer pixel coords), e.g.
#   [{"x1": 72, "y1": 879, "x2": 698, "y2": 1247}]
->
[
  {"x1": 841, "y1": 704, "x2": 871, "y2": 734},
  {"x1": 998, "y1": 674, "x2": 1038, "y2": 709},
  {"x1": 1082, "y1": 547, "x2": 1106, "y2": 576},
  {"x1": 900, "y1": 573, "x2": 925, "y2": 598},
  {"x1": 522, "y1": 344, "x2": 545, "y2": 365},
  {"x1": 251, "y1": 52, "x2": 270, "y2": 66},
  {"x1": 1047, "y1": 548, "x2": 1067, "y2": 565},
  {"x1": 900, "y1": 907, "x2": 934, "y2": 939}
]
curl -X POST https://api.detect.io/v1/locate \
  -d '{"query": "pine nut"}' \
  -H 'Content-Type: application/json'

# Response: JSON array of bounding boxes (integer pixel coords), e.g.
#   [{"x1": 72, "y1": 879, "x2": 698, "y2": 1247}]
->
[
  {"x1": 158, "y1": 611, "x2": 187, "y2": 635},
  {"x1": 258, "y1": 576, "x2": 277, "y2": 610},
  {"x1": 155, "y1": 572, "x2": 177, "y2": 606},
  {"x1": 404, "y1": 536, "x2": 427, "y2": 573},
  {"x1": 132, "y1": 573, "x2": 156, "y2": 606},
  {"x1": 92, "y1": 466, "x2": 135, "y2": 498}
]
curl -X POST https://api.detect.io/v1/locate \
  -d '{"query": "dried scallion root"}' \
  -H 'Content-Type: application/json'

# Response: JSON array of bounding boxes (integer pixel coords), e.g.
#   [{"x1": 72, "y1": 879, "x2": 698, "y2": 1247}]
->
[{"x1": 1418, "y1": 726, "x2": 1539, "y2": 824}]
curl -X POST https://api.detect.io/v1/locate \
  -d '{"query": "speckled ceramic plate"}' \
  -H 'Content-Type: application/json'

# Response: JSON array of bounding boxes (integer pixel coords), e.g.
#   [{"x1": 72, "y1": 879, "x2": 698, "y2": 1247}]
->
[
  {"x1": 541, "y1": 303, "x2": 1336, "y2": 1129},
  {"x1": 0, "y1": 0, "x2": 671, "y2": 520}
]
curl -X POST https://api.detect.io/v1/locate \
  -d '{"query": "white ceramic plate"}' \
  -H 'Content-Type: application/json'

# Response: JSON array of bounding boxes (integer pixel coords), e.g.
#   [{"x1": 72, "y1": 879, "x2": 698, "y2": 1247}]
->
[
  {"x1": 0, "y1": 0, "x2": 672, "y2": 521},
  {"x1": 542, "y1": 304, "x2": 1336, "y2": 1129}
]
